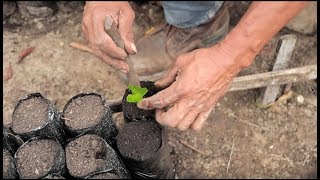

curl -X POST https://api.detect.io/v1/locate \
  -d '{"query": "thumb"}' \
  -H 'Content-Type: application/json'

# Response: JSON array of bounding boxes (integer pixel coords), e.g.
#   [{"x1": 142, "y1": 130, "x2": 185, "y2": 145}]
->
[{"x1": 118, "y1": 8, "x2": 137, "y2": 55}]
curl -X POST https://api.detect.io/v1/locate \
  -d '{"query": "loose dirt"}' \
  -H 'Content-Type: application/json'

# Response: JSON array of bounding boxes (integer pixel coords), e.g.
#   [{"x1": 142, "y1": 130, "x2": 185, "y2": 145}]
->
[
  {"x1": 63, "y1": 94, "x2": 105, "y2": 130},
  {"x1": 12, "y1": 97, "x2": 49, "y2": 134},
  {"x1": 117, "y1": 120, "x2": 162, "y2": 161},
  {"x1": 65, "y1": 134, "x2": 109, "y2": 178},
  {"x1": 15, "y1": 139, "x2": 60, "y2": 179}
]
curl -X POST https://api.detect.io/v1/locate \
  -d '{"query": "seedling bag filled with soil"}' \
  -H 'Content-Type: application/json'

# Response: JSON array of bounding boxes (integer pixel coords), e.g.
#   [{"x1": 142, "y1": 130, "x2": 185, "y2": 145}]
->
[
  {"x1": 11, "y1": 93, "x2": 66, "y2": 146},
  {"x1": 122, "y1": 81, "x2": 158, "y2": 123},
  {"x1": 65, "y1": 134, "x2": 130, "y2": 179},
  {"x1": 3, "y1": 149, "x2": 18, "y2": 179},
  {"x1": 62, "y1": 93, "x2": 118, "y2": 148},
  {"x1": 14, "y1": 137, "x2": 66, "y2": 179},
  {"x1": 117, "y1": 120, "x2": 175, "y2": 179},
  {"x1": 3, "y1": 127, "x2": 24, "y2": 156}
]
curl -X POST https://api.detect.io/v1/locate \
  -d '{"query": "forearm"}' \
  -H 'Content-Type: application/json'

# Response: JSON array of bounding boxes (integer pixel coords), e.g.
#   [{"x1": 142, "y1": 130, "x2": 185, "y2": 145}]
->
[{"x1": 219, "y1": 1, "x2": 307, "y2": 68}]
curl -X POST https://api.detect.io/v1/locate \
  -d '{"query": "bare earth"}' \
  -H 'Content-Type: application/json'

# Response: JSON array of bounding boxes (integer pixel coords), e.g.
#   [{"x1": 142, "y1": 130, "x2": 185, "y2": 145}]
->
[{"x1": 3, "y1": 2, "x2": 317, "y2": 178}]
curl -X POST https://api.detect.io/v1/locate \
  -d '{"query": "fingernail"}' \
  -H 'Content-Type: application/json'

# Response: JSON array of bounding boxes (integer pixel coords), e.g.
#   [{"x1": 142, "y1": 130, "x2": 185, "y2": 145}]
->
[{"x1": 130, "y1": 43, "x2": 137, "y2": 54}]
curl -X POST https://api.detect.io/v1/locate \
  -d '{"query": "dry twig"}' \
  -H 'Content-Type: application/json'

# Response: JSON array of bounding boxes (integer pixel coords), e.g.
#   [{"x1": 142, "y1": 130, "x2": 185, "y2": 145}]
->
[
  {"x1": 226, "y1": 138, "x2": 236, "y2": 174},
  {"x1": 229, "y1": 114, "x2": 270, "y2": 131},
  {"x1": 69, "y1": 42, "x2": 94, "y2": 54},
  {"x1": 179, "y1": 140, "x2": 209, "y2": 156}
]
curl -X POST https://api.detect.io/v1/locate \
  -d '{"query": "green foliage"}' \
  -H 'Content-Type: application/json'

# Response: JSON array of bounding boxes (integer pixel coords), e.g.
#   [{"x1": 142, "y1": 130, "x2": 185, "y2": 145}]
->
[{"x1": 126, "y1": 85, "x2": 149, "y2": 103}]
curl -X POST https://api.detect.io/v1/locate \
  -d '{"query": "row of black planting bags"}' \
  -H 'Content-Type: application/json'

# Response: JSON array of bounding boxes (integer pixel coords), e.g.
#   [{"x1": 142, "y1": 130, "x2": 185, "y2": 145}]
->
[{"x1": 3, "y1": 81, "x2": 176, "y2": 179}]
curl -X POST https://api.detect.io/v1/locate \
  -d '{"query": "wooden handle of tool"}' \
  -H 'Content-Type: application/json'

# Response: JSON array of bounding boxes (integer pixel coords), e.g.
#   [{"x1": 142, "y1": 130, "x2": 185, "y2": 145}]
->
[
  {"x1": 104, "y1": 15, "x2": 124, "y2": 49},
  {"x1": 104, "y1": 15, "x2": 141, "y2": 87}
]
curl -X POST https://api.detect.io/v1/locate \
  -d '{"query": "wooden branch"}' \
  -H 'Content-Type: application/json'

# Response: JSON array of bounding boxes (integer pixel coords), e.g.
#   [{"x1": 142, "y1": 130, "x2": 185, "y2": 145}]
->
[{"x1": 229, "y1": 64, "x2": 316, "y2": 91}]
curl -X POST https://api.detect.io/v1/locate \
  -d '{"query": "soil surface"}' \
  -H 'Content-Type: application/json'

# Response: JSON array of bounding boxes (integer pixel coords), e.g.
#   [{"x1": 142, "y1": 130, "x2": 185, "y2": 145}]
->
[
  {"x1": 12, "y1": 97, "x2": 49, "y2": 134},
  {"x1": 3, "y1": 1, "x2": 317, "y2": 178},
  {"x1": 63, "y1": 94, "x2": 105, "y2": 130},
  {"x1": 87, "y1": 172, "x2": 120, "y2": 179},
  {"x1": 65, "y1": 134, "x2": 109, "y2": 178},
  {"x1": 122, "y1": 81, "x2": 158, "y2": 122},
  {"x1": 117, "y1": 120, "x2": 162, "y2": 161},
  {"x1": 3, "y1": 150, "x2": 16, "y2": 179},
  {"x1": 15, "y1": 139, "x2": 60, "y2": 179}
]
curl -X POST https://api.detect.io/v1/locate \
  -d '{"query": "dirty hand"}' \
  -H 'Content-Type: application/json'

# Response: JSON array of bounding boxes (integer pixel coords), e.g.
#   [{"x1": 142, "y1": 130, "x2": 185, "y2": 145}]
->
[
  {"x1": 138, "y1": 45, "x2": 251, "y2": 131},
  {"x1": 82, "y1": 1, "x2": 136, "y2": 73},
  {"x1": 136, "y1": 1, "x2": 307, "y2": 131}
]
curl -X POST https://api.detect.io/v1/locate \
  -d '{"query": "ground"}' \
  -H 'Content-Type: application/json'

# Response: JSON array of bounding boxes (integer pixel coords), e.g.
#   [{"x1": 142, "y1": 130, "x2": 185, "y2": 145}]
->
[{"x1": 3, "y1": 2, "x2": 317, "y2": 179}]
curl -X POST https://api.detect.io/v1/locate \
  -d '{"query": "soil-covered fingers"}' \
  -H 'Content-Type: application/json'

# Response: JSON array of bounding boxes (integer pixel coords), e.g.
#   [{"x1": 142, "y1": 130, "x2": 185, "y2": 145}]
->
[
  {"x1": 94, "y1": 14, "x2": 127, "y2": 60},
  {"x1": 155, "y1": 99, "x2": 192, "y2": 128},
  {"x1": 92, "y1": 49, "x2": 129, "y2": 73},
  {"x1": 190, "y1": 107, "x2": 214, "y2": 131},
  {"x1": 177, "y1": 108, "x2": 200, "y2": 131},
  {"x1": 154, "y1": 66, "x2": 179, "y2": 89},
  {"x1": 137, "y1": 82, "x2": 184, "y2": 110}
]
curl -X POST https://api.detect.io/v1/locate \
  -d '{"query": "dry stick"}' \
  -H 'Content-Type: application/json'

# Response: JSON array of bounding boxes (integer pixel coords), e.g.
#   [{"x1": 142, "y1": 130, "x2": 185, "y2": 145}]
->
[
  {"x1": 229, "y1": 114, "x2": 270, "y2": 131},
  {"x1": 226, "y1": 138, "x2": 236, "y2": 174},
  {"x1": 179, "y1": 140, "x2": 209, "y2": 156},
  {"x1": 274, "y1": 146, "x2": 293, "y2": 166},
  {"x1": 69, "y1": 42, "x2": 95, "y2": 54}
]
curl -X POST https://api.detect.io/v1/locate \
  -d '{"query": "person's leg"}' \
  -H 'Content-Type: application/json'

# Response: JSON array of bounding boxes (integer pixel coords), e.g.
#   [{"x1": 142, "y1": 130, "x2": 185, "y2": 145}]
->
[
  {"x1": 162, "y1": 1, "x2": 224, "y2": 28},
  {"x1": 161, "y1": 1, "x2": 229, "y2": 59}
]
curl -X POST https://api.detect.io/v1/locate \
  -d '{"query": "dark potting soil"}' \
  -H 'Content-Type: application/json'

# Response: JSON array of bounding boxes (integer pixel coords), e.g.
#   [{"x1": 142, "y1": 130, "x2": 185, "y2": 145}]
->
[
  {"x1": 65, "y1": 134, "x2": 109, "y2": 178},
  {"x1": 87, "y1": 172, "x2": 120, "y2": 179},
  {"x1": 15, "y1": 139, "x2": 60, "y2": 179},
  {"x1": 117, "y1": 120, "x2": 162, "y2": 161},
  {"x1": 12, "y1": 97, "x2": 49, "y2": 134},
  {"x1": 63, "y1": 95, "x2": 105, "y2": 130},
  {"x1": 122, "y1": 81, "x2": 158, "y2": 122},
  {"x1": 3, "y1": 150, "x2": 16, "y2": 179}
]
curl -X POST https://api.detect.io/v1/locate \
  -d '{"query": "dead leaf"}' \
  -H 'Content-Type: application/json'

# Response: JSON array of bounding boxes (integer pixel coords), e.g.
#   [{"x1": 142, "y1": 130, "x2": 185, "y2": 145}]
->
[
  {"x1": 17, "y1": 47, "x2": 35, "y2": 63},
  {"x1": 3, "y1": 62, "x2": 13, "y2": 81}
]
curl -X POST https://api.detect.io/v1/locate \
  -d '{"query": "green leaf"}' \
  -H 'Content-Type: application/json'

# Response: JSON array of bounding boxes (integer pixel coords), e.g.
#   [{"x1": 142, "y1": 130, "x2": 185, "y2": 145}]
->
[{"x1": 126, "y1": 85, "x2": 149, "y2": 103}]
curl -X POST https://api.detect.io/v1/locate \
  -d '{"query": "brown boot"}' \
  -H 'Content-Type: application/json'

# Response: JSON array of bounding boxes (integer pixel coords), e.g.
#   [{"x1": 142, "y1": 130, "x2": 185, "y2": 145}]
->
[
  {"x1": 120, "y1": 3, "x2": 230, "y2": 82},
  {"x1": 165, "y1": 3, "x2": 230, "y2": 60}
]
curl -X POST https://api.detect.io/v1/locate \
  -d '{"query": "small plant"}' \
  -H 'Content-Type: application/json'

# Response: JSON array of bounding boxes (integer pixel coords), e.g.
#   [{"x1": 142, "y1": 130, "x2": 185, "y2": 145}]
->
[{"x1": 126, "y1": 85, "x2": 149, "y2": 103}]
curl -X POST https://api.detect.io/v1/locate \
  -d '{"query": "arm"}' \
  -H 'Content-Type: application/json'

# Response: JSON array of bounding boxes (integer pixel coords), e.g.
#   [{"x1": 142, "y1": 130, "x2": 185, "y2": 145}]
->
[
  {"x1": 138, "y1": 2, "x2": 308, "y2": 131},
  {"x1": 220, "y1": 1, "x2": 307, "y2": 68}
]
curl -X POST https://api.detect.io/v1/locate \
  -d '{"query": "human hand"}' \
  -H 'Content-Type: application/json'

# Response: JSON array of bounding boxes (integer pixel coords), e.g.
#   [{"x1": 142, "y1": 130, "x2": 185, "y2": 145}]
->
[
  {"x1": 137, "y1": 45, "x2": 252, "y2": 131},
  {"x1": 82, "y1": 1, "x2": 136, "y2": 73}
]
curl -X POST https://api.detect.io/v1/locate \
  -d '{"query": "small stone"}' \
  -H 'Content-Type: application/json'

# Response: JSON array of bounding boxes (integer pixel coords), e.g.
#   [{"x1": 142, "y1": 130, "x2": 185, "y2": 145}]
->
[
  {"x1": 35, "y1": 168, "x2": 39, "y2": 175},
  {"x1": 59, "y1": 41, "x2": 64, "y2": 47},
  {"x1": 269, "y1": 145, "x2": 274, "y2": 149},
  {"x1": 227, "y1": 111, "x2": 235, "y2": 118},
  {"x1": 36, "y1": 21, "x2": 44, "y2": 30},
  {"x1": 296, "y1": 95, "x2": 304, "y2": 104},
  {"x1": 216, "y1": 102, "x2": 221, "y2": 107}
]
